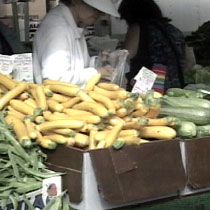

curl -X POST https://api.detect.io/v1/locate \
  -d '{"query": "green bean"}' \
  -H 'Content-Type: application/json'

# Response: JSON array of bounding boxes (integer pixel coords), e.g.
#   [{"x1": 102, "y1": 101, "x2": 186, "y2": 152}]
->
[
  {"x1": 0, "y1": 144, "x2": 20, "y2": 156},
  {"x1": 15, "y1": 181, "x2": 42, "y2": 194},
  {"x1": 29, "y1": 149, "x2": 39, "y2": 171},
  {"x1": 37, "y1": 161, "x2": 46, "y2": 170},
  {"x1": 4, "y1": 161, "x2": 12, "y2": 168},
  {"x1": 0, "y1": 189, "x2": 12, "y2": 199},
  {"x1": 13, "y1": 154, "x2": 44, "y2": 178},
  {"x1": 0, "y1": 126, "x2": 31, "y2": 163},
  {"x1": 8, "y1": 150, "x2": 20, "y2": 179},
  {"x1": 23, "y1": 196, "x2": 35, "y2": 210},
  {"x1": 0, "y1": 169, "x2": 14, "y2": 178},
  {"x1": 0, "y1": 158, "x2": 8, "y2": 163},
  {"x1": 0, "y1": 177, "x2": 16, "y2": 183},
  {"x1": 0, "y1": 197, "x2": 8, "y2": 210},
  {"x1": 14, "y1": 149, "x2": 45, "y2": 171},
  {"x1": 62, "y1": 196, "x2": 72, "y2": 210},
  {"x1": 53, "y1": 197, "x2": 62, "y2": 210},
  {"x1": 0, "y1": 162, "x2": 10, "y2": 169},
  {"x1": 17, "y1": 162, "x2": 64, "y2": 178},
  {"x1": 43, "y1": 191, "x2": 66, "y2": 210},
  {"x1": 43, "y1": 197, "x2": 58, "y2": 210},
  {"x1": 11, "y1": 154, "x2": 26, "y2": 167},
  {"x1": 27, "y1": 147, "x2": 47, "y2": 169},
  {"x1": 0, "y1": 185, "x2": 13, "y2": 192},
  {"x1": 0, "y1": 132, "x2": 7, "y2": 141},
  {"x1": 21, "y1": 176, "x2": 38, "y2": 183},
  {"x1": 9, "y1": 194, "x2": 18, "y2": 210}
]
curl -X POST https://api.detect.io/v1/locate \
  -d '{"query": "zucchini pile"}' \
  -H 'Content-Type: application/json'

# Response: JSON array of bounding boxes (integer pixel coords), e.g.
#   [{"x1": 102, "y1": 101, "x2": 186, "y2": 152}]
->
[
  {"x1": 0, "y1": 73, "x2": 179, "y2": 150},
  {"x1": 160, "y1": 88, "x2": 210, "y2": 139}
]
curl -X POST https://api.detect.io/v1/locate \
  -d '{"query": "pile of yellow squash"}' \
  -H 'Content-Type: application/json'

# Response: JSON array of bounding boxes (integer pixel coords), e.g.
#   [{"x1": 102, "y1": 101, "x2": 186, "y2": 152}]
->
[{"x1": 0, "y1": 73, "x2": 177, "y2": 150}]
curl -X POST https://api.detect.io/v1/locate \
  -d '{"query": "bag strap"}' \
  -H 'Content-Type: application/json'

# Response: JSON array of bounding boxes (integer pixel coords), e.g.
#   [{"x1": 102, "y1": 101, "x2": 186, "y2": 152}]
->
[{"x1": 152, "y1": 21, "x2": 185, "y2": 88}]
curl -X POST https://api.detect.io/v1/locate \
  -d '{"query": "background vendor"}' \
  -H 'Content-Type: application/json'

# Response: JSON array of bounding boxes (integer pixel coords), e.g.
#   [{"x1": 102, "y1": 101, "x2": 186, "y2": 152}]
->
[
  {"x1": 118, "y1": 0, "x2": 186, "y2": 91},
  {"x1": 33, "y1": 0, "x2": 119, "y2": 86}
]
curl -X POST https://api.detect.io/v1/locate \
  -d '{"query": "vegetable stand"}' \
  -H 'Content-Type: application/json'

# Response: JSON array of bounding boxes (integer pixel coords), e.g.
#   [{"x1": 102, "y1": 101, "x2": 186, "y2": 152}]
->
[{"x1": 2, "y1": 72, "x2": 210, "y2": 209}]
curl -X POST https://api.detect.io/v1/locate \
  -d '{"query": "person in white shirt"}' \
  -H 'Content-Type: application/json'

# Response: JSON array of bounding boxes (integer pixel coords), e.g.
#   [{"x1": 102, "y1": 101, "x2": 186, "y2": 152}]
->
[{"x1": 33, "y1": 0, "x2": 119, "y2": 86}]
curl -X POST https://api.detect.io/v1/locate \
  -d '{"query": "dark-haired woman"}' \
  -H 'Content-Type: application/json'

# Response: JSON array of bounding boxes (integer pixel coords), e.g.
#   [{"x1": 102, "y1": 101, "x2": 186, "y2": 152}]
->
[
  {"x1": 33, "y1": 0, "x2": 119, "y2": 86},
  {"x1": 119, "y1": 0, "x2": 186, "y2": 91}
]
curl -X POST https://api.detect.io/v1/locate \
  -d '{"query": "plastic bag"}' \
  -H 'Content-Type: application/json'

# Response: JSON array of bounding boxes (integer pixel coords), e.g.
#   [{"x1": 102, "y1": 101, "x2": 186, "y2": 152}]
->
[{"x1": 95, "y1": 49, "x2": 129, "y2": 87}]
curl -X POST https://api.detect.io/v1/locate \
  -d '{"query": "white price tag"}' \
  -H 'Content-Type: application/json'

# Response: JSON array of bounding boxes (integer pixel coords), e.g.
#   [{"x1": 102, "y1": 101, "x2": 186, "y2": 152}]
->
[
  {"x1": 42, "y1": 176, "x2": 62, "y2": 205},
  {"x1": 0, "y1": 53, "x2": 34, "y2": 82},
  {"x1": 132, "y1": 67, "x2": 157, "y2": 94},
  {"x1": 0, "y1": 55, "x2": 14, "y2": 75},
  {"x1": 13, "y1": 53, "x2": 34, "y2": 82}
]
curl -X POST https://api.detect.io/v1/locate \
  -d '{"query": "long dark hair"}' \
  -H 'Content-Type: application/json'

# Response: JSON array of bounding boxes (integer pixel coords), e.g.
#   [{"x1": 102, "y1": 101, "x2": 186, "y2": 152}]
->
[{"x1": 118, "y1": 0, "x2": 170, "y2": 24}]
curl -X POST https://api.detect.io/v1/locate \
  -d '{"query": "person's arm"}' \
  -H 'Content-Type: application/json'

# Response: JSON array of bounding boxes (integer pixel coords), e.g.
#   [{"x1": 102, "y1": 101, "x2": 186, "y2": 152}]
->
[{"x1": 123, "y1": 24, "x2": 140, "y2": 59}]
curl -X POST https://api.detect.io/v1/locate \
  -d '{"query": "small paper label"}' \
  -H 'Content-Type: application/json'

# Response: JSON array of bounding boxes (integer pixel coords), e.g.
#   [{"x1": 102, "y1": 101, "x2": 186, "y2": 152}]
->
[
  {"x1": 0, "y1": 55, "x2": 14, "y2": 75},
  {"x1": 42, "y1": 176, "x2": 62, "y2": 206},
  {"x1": 132, "y1": 67, "x2": 157, "y2": 94},
  {"x1": 0, "y1": 53, "x2": 34, "y2": 82}
]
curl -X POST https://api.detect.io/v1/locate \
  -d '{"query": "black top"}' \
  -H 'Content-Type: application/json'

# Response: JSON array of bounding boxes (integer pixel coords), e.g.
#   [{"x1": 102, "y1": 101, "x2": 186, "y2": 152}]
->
[{"x1": 126, "y1": 20, "x2": 186, "y2": 91}]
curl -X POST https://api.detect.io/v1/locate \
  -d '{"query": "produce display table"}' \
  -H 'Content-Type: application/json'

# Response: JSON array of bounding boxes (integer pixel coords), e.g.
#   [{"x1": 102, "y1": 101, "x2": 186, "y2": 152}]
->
[
  {"x1": 45, "y1": 138, "x2": 210, "y2": 210},
  {"x1": 117, "y1": 191, "x2": 210, "y2": 210},
  {"x1": 45, "y1": 141, "x2": 186, "y2": 210}
]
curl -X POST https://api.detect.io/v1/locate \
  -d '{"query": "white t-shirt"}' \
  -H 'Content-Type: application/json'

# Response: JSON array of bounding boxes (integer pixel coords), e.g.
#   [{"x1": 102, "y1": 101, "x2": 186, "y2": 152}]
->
[{"x1": 33, "y1": 3, "x2": 97, "y2": 87}]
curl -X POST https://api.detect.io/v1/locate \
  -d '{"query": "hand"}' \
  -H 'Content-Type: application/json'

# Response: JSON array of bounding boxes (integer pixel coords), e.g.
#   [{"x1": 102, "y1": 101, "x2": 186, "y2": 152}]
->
[{"x1": 97, "y1": 65, "x2": 114, "y2": 81}]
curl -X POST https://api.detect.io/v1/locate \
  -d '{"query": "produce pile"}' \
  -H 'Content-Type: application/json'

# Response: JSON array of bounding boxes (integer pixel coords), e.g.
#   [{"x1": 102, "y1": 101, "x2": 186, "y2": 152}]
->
[
  {"x1": 160, "y1": 88, "x2": 210, "y2": 139},
  {"x1": 0, "y1": 73, "x2": 180, "y2": 151},
  {"x1": 185, "y1": 64, "x2": 210, "y2": 85},
  {"x1": 2, "y1": 72, "x2": 210, "y2": 151},
  {"x1": 2, "y1": 71, "x2": 210, "y2": 208},
  {"x1": 0, "y1": 111, "x2": 63, "y2": 209}
]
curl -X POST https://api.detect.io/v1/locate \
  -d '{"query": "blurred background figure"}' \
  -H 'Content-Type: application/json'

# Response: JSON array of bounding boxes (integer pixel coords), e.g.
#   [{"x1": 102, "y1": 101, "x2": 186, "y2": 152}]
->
[
  {"x1": 0, "y1": 21, "x2": 28, "y2": 55},
  {"x1": 118, "y1": 0, "x2": 186, "y2": 91}
]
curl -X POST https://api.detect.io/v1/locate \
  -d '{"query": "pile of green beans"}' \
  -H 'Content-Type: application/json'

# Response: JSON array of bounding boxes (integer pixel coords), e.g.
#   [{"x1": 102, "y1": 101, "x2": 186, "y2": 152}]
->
[{"x1": 0, "y1": 112, "x2": 63, "y2": 209}]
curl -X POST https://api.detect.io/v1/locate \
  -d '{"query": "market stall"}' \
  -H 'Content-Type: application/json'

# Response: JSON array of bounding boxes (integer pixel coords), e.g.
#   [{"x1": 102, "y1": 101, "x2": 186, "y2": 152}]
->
[
  {"x1": 0, "y1": 1, "x2": 210, "y2": 209},
  {"x1": 0, "y1": 68, "x2": 210, "y2": 209}
]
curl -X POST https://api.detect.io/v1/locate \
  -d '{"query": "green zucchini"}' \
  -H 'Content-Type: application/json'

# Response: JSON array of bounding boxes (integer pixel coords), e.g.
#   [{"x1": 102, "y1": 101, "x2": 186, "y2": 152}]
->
[
  {"x1": 174, "y1": 121, "x2": 197, "y2": 139},
  {"x1": 196, "y1": 125, "x2": 210, "y2": 137},
  {"x1": 161, "y1": 96, "x2": 210, "y2": 109},
  {"x1": 159, "y1": 106, "x2": 210, "y2": 125},
  {"x1": 166, "y1": 88, "x2": 205, "y2": 98}
]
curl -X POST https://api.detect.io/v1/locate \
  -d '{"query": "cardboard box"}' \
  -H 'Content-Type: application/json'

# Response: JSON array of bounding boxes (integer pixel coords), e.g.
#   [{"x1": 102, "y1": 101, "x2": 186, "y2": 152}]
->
[
  {"x1": 2, "y1": 174, "x2": 62, "y2": 210},
  {"x1": 179, "y1": 138, "x2": 210, "y2": 196},
  {"x1": 45, "y1": 139, "x2": 186, "y2": 210}
]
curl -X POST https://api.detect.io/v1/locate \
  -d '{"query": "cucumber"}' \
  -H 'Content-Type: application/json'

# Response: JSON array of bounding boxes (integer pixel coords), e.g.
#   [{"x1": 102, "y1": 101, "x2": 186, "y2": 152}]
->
[
  {"x1": 159, "y1": 106, "x2": 210, "y2": 125},
  {"x1": 166, "y1": 88, "x2": 205, "y2": 98},
  {"x1": 161, "y1": 96, "x2": 210, "y2": 109}
]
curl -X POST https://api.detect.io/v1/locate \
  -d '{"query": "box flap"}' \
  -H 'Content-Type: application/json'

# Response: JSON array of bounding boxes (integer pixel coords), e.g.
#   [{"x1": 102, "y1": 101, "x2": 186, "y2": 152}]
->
[
  {"x1": 44, "y1": 146, "x2": 83, "y2": 203},
  {"x1": 185, "y1": 137, "x2": 210, "y2": 189},
  {"x1": 90, "y1": 140, "x2": 186, "y2": 204},
  {"x1": 111, "y1": 149, "x2": 138, "y2": 174}
]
